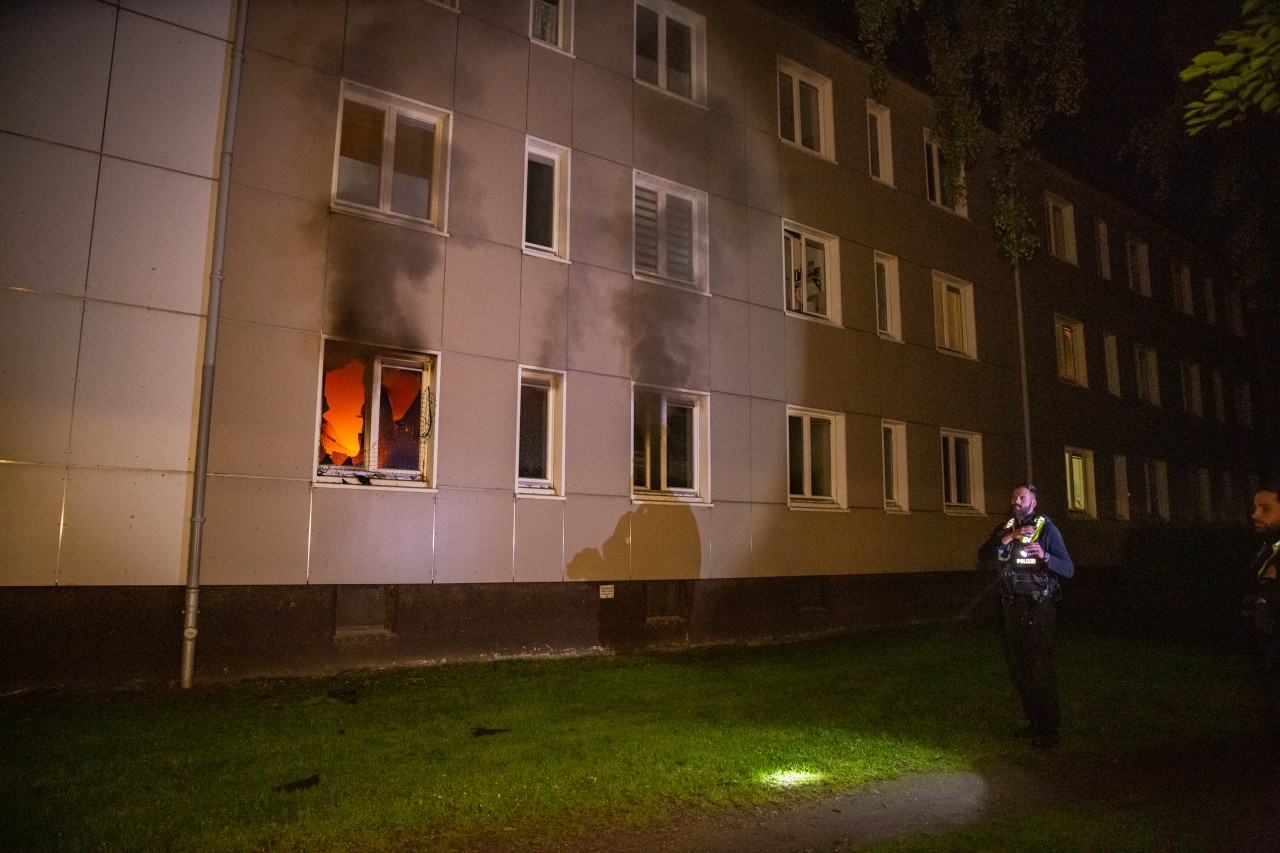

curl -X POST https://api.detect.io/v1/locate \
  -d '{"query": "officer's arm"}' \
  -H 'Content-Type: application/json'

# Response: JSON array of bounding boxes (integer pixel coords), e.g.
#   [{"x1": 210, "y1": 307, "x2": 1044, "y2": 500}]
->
[{"x1": 1041, "y1": 524, "x2": 1075, "y2": 579}]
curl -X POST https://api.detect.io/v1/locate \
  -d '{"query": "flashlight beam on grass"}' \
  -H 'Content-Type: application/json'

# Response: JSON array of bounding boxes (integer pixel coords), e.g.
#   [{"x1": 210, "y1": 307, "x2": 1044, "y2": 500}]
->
[{"x1": 761, "y1": 769, "x2": 825, "y2": 788}]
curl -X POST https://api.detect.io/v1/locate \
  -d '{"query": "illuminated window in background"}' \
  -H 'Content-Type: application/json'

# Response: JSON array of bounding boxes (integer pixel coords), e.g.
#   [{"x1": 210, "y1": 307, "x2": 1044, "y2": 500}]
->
[
  {"x1": 1173, "y1": 262, "x2": 1195, "y2": 315},
  {"x1": 1103, "y1": 332, "x2": 1121, "y2": 396},
  {"x1": 531, "y1": 0, "x2": 573, "y2": 51},
  {"x1": 634, "y1": 171, "x2": 707, "y2": 291},
  {"x1": 1144, "y1": 459, "x2": 1170, "y2": 520},
  {"x1": 867, "y1": 100, "x2": 894, "y2": 184},
  {"x1": 788, "y1": 406, "x2": 847, "y2": 509},
  {"x1": 778, "y1": 57, "x2": 835, "y2": 158},
  {"x1": 1126, "y1": 236, "x2": 1151, "y2": 296},
  {"x1": 934, "y1": 273, "x2": 976, "y2": 358},
  {"x1": 1045, "y1": 193, "x2": 1077, "y2": 264},
  {"x1": 334, "y1": 82, "x2": 450, "y2": 229},
  {"x1": 1064, "y1": 447, "x2": 1096, "y2": 517},
  {"x1": 1095, "y1": 219, "x2": 1111, "y2": 280},
  {"x1": 875, "y1": 252, "x2": 902, "y2": 341},
  {"x1": 1180, "y1": 362, "x2": 1203, "y2": 416},
  {"x1": 635, "y1": 0, "x2": 704, "y2": 102},
  {"x1": 518, "y1": 368, "x2": 564, "y2": 495},
  {"x1": 882, "y1": 420, "x2": 908, "y2": 511},
  {"x1": 1113, "y1": 454, "x2": 1130, "y2": 520},
  {"x1": 317, "y1": 340, "x2": 435, "y2": 486},
  {"x1": 633, "y1": 385, "x2": 709, "y2": 502},
  {"x1": 1055, "y1": 315, "x2": 1087, "y2": 387},
  {"x1": 941, "y1": 429, "x2": 984, "y2": 511},
  {"x1": 783, "y1": 222, "x2": 840, "y2": 322},
  {"x1": 924, "y1": 129, "x2": 966, "y2": 215},
  {"x1": 1134, "y1": 345, "x2": 1161, "y2": 406}
]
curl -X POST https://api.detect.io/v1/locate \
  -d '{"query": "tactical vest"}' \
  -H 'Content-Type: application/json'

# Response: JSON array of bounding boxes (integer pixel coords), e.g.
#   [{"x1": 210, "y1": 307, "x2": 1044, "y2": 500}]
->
[{"x1": 997, "y1": 515, "x2": 1059, "y2": 601}]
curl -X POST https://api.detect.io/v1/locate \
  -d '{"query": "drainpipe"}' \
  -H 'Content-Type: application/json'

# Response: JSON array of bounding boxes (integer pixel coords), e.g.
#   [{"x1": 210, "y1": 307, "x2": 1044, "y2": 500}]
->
[
  {"x1": 1012, "y1": 263, "x2": 1034, "y2": 484},
  {"x1": 182, "y1": 0, "x2": 249, "y2": 689}
]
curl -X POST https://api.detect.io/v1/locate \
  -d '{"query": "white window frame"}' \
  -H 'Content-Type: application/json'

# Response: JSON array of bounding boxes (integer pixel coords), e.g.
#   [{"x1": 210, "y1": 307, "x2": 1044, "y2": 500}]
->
[
  {"x1": 531, "y1": 0, "x2": 573, "y2": 53},
  {"x1": 1114, "y1": 453, "x2": 1130, "y2": 521},
  {"x1": 634, "y1": 0, "x2": 705, "y2": 104},
  {"x1": 882, "y1": 419, "x2": 909, "y2": 512},
  {"x1": 517, "y1": 367, "x2": 566, "y2": 496},
  {"x1": 1126, "y1": 236, "x2": 1151, "y2": 297},
  {"x1": 924, "y1": 129, "x2": 967, "y2": 216},
  {"x1": 1236, "y1": 379, "x2": 1253, "y2": 427},
  {"x1": 941, "y1": 429, "x2": 984, "y2": 513},
  {"x1": 1134, "y1": 345, "x2": 1161, "y2": 406},
  {"x1": 1055, "y1": 315, "x2": 1088, "y2": 387},
  {"x1": 1204, "y1": 279, "x2": 1217, "y2": 326},
  {"x1": 776, "y1": 57, "x2": 835, "y2": 159},
  {"x1": 1212, "y1": 370, "x2": 1226, "y2": 422},
  {"x1": 1046, "y1": 193, "x2": 1077, "y2": 264},
  {"x1": 633, "y1": 170, "x2": 708, "y2": 292},
  {"x1": 782, "y1": 221, "x2": 841, "y2": 323},
  {"x1": 934, "y1": 272, "x2": 977, "y2": 359},
  {"x1": 1226, "y1": 289, "x2": 1245, "y2": 336},
  {"x1": 1180, "y1": 362, "x2": 1203, "y2": 417},
  {"x1": 632, "y1": 384, "x2": 710, "y2": 503},
  {"x1": 874, "y1": 252, "x2": 902, "y2": 341},
  {"x1": 1103, "y1": 332, "x2": 1121, "y2": 396},
  {"x1": 867, "y1": 100, "x2": 894, "y2": 185},
  {"x1": 1096, "y1": 218, "x2": 1111, "y2": 280},
  {"x1": 332, "y1": 81, "x2": 451, "y2": 232},
  {"x1": 315, "y1": 340, "x2": 438, "y2": 489},
  {"x1": 787, "y1": 406, "x2": 848, "y2": 510},
  {"x1": 1144, "y1": 459, "x2": 1170, "y2": 520},
  {"x1": 1065, "y1": 447, "x2": 1096, "y2": 518},
  {"x1": 1173, "y1": 262, "x2": 1194, "y2": 315},
  {"x1": 524, "y1": 137, "x2": 571, "y2": 259}
]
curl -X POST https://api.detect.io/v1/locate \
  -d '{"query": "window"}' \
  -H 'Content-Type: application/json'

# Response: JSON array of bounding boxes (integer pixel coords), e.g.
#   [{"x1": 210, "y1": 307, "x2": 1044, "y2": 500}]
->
[
  {"x1": 531, "y1": 0, "x2": 572, "y2": 52},
  {"x1": 788, "y1": 406, "x2": 847, "y2": 509},
  {"x1": 1114, "y1": 454, "x2": 1130, "y2": 520},
  {"x1": 1096, "y1": 219, "x2": 1111, "y2": 280},
  {"x1": 1212, "y1": 370, "x2": 1226, "y2": 422},
  {"x1": 882, "y1": 420, "x2": 908, "y2": 511},
  {"x1": 333, "y1": 82, "x2": 450, "y2": 230},
  {"x1": 1055, "y1": 316, "x2": 1087, "y2": 387},
  {"x1": 1126, "y1": 236, "x2": 1151, "y2": 296},
  {"x1": 1103, "y1": 333, "x2": 1121, "y2": 396},
  {"x1": 1065, "y1": 448, "x2": 1096, "y2": 517},
  {"x1": 1180, "y1": 362, "x2": 1202, "y2": 417},
  {"x1": 1226, "y1": 289, "x2": 1245, "y2": 336},
  {"x1": 1134, "y1": 345, "x2": 1161, "y2": 406},
  {"x1": 633, "y1": 385, "x2": 709, "y2": 502},
  {"x1": 1173, "y1": 263, "x2": 1194, "y2": 315},
  {"x1": 777, "y1": 57, "x2": 835, "y2": 158},
  {"x1": 867, "y1": 100, "x2": 894, "y2": 184},
  {"x1": 1144, "y1": 459, "x2": 1169, "y2": 520},
  {"x1": 1046, "y1": 193, "x2": 1077, "y2": 264},
  {"x1": 783, "y1": 222, "x2": 840, "y2": 322},
  {"x1": 518, "y1": 368, "x2": 565, "y2": 495},
  {"x1": 633, "y1": 171, "x2": 707, "y2": 291},
  {"x1": 875, "y1": 252, "x2": 902, "y2": 340},
  {"x1": 934, "y1": 273, "x2": 976, "y2": 358},
  {"x1": 317, "y1": 340, "x2": 436, "y2": 486},
  {"x1": 924, "y1": 130, "x2": 966, "y2": 214},
  {"x1": 1204, "y1": 279, "x2": 1216, "y2": 325},
  {"x1": 524, "y1": 137, "x2": 570, "y2": 258},
  {"x1": 941, "y1": 429, "x2": 984, "y2": 511},
  {"x1": 635, "y1": 0, "x2": 704, "y2": 103},
  {"x1": 1196, "y1": 468, "x2": 1214, "y2": 521},
  {"x1": 1236, "y1": 379, "x2": 1253, "y2": 427}
]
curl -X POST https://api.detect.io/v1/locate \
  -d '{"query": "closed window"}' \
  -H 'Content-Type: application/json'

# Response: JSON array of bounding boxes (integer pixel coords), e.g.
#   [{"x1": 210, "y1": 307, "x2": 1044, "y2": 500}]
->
[
  {"x1": 1135, "y1": 345, "x2": 1161, "y2": 406},
  {"x1": 1046, "y1": 193, "x2": 1077, "y2": 264},
  {"x1": 317, "y1": 340, "x2": 436, "y2": 487},
  {"x1": 1173, "y1": 262, "x2": 1194, "y2": 315},
  {"x1": 334, "y1": 82, "x2": 450, "y2": 230},
  {"x1": 867, "y1": 100, "x2": 894, "y2": 184},
  {"x1": 1065, "y1": 447, "x2": 1096, "y2": 517},
  {"x1": 518, "y1": 368, "x2": 565, "y2": 495},
  {"x1": 1114, "y1": 453, "x2": 1130, "y2": 520},
  {"x1": 924, "y1": 130, "x2": 966, "y2": 215},
  {"x1": 783, "y1": 222, "x2": 840, "y2": 322},
  {"x1": 1126, "y1": 236, "x2": 1151, "y2": 296},
  {"x1": 1180, "y1": 362, "x2": 1203, "y2": 417},
  {"x1": 1103, "y1": 332, "x2": 1121, "y2": 396},
  {"x1": 1144, "y1": 459, "x2": 1169, "y2": 520},
  {"x1": 788, "y1": 406, "x2": 847, "y2": 509},
  {"x1": 633, "y1": 171, "x2": 707, "y2": 291},
  {"x1": 1056, "y1": 316, "x2": 1087, "y2": 387},
  {"x1": 531, "y1": 0, "x2": 572, "y2": 52},
  {"x1": 941, "y1": 429, "x2": 984, "y2": 511},
  {"x1": 934, "y1": 273, "x2": 976, "y2": 359},
  {"x1": 778, "y1": 57, "x2": 835, "y2": 158},
  {"x1": 882, "y1": 420, "x2": 908, "y2": 511},
  {"x1": 635, "y1": 0, "x2": 704, "y2": 102},
  {"x1": 633, "y1": 385, "x2": 709, "y2": 502},
  {"x1": 524, "y1": 137, "x2": 570, "y2": 258},
  {"x1": 1096, "y1": 219, "x2": 1112, "y2": 280},
  {"x1": 875, "y1": 252, "x2": 901, "y2": 341}
]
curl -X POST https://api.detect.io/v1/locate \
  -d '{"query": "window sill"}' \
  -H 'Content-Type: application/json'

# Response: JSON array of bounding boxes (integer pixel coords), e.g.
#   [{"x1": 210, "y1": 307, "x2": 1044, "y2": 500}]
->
[
  {"x1": 315, "y1": 476, "x2": 435, "y2": 493},
  {"x1": 936, "y1": 346, "x2": 978, "y2": 361},
  {"x1": 530, "y1": 38, "x2": 574, "y2": 58},
  {"x1": 883, "y1": 505, "x2": 910, "y2": 514},
  {"x1": 632, "y1": 493, "x2": 712, "y2": 507},
  {"x1": 779, "y1": 137, "x2": 837, "y2": 164},
  {"x1": 516, "y1": 489, "x2": 566, "y2": 501},
  {"x1": 944, "y1": 505, "x2": 986, "y2": 517},
  {"x1": 523, "y1": 246, "x2": 571, "y2": 264},
  {"x1": 634, "y1": 78, "x2": 707, "y2": 109},
  {"x1": 785, "y1": 309, "x2": 842, "y2": 328},
  {"x1": 788, "y1": 500, "x2": 847, "y2": 512},
  {"x1": 633, "y1": 272, "x2": 709, "y2": 296},
  {"x1": 1058, "y1": 377, "x2": 1089, "y2": 389},
  {"x1": 870, "y1": 174, "x2": 895, "y2": 189},
  {"x1": 330, "y1": 202, "x2": 447, "y2": 237},
  {"x1": 927, "y1": 200, "x2": 969, "y2": 219},
  {"x1": 877, "y1": 330, "x2": 904, "y2": 343}
]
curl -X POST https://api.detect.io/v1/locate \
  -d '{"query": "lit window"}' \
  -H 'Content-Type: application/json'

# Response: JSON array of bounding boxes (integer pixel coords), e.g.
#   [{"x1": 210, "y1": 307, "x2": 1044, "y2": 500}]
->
[
  {"x1": 1134, "y1": 345, "x2": 1161, "y2": 406},
  {"x1": 1046, "y1": 193, "x2": 1077, "y2": 264},
  {"x1": 633, "y1": 385, "x2": 709, "y2": 502},
  {"x1": 1113, "y1": 454, "x2": 1130, "y2": 520},
  {"x1": 1096, "y1": 219, "x2": 1111, "y2": 280},
  {"x1": 1173, "y1": 262, "x2": 1194, "y2": 315},
  {"x1": 1065, "y1": 448, "x2": 1096, "y2": 517},
  {"x1": 875, "y1": 252, "x2": 901, "y2": 341},
  {"x1": 1180, "y1": 362, "x2": 1203, "y2": 417},
  {"x1": 1144, "y1": 459, "x2": 1169, "y2": 520},
  {"x1": 1126, "y1": 236, "x2": 1151, "y2": 296},
  {"x1": 531, "y1": 0, "x2": 573, "y2": 52},
  {"x1": 941, "y1": 429, "x2": 984, "y2": 511},
  {"x1": 1055, "y1": 316, "x2": 1087, "y2": 387},
  {"x1": 1103, "y1": 332, "x2": 1121, "y2": 396},
  {"x1": 924, "y1": 130, "x2": 966, "y2": 215},
  {"x1": 783, "y1": 222, "x2": 840, "y2": 322},
  {"x1": 867, "y1": 100, "x2": 894, "y2": 184},
  {"x1": 633, "y1": 171, "x2": 707, "y2": 291},
  {"x1": 333, "y1": 82, "x2": 450, "y2": 230},
  {"x1": 788, "y1": 406, "x2": 847, "y2": 509},
  {"x1": 525, "y1": 137, "x2": 570, "y2": 258},
  {"x1": 778, "y1": 57, "x2": 835, "y2": 158},
  {"x1": 934, "y1": 273, "x2": 976, "y2": 358},
  {"x1": 317, "y1": 340, "x2": 436, "y2": 486},
  {"x1": 518, "y1": 368, "x2": 565, "y2": 495},
  {"x1": 882, "y1": 420, "x2": 908, "y2": 511},
  {"x1": 1212, "y1": 371, "x2": 1225, "y2": 422},
  {"x1": 635, "y1": 0, "x2": 704, "y2": 102},
  {"x1": 1204, "y1": 279, "x2": 1216, "y2": 325}
]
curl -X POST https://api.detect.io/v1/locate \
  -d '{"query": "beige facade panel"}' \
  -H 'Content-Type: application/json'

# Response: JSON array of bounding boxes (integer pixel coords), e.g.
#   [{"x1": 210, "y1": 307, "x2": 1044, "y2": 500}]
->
[
  {"x1": 202, "y1": 475, "x2": 312, "y2": 584},
  {"x1": 449, "y1": 115, "x2": 524, "y2": 246},
  {"x1": 514, "y1": 497, "x2": 566, "y2": 583},
  {"x1": 709, "y1": 392, "x2": 752, "y2": 503},
  {"x1": 709, "y1": 296, "x2": 751, "y2": 396},
  {"x1": 743, "y1": 127, "x2": 784, "y2": 217},
  {"x1": 708, "y1": 500, "x2": 753, "y2": 578},
  {"x1": 748, "y1": 502, "x2": 790, "y2": 576},
  {"x1": 526, "y1": 44, "x2": 574, "y2": 147},
  {"x1": 455, "y1": 13, "x2": 529, "y2": 132},
  {"x1": 782, "y1": 509, "x2": 853, "y2": 576},
  {"x1": 779, "y1": 147, "x2": 842, "y2": 234},
  {"x1": 0, "y1": 464, "x2": 65, "y2": 586},
  {"x1": 442, "y1": 235, "x2": 522, "y2": 360},
  {"x1": 566, "y1": 153, "x2": 632, "y2": 273},
  {"x1": 747, "y1": 304, "x2": 787, "y2": 401},
  {"x1": 632, "y1": 280, "x2": 710, "y2": 391},
  {"x1": 122, "y1": 0, "x2": 235, "y2": 39},
  {"x1": 745, "y1": 205, "x2": 783, "y2": 307},
  {"x1": 518, "y1": 255, "x2": 570, "y2": 370},
  {"x1": 708, "y1": 197, "x2": 751, "y2": 302},
  {"x1": 567, "y1": 263, "x2": 632, "y2": 378},
  {"x1": 571, "y1": 61, "x2": 633, "y2": 165},
  {"x1": 435, "y1": 352, "x2": 518, "y2": 491},
  {"x1": 0, "y1": 289, "x2": 81, "y2": 465},
  {"x1": 245, "y1": 0, "x2": 345, "y2": 73},
  {"x1": 631, "y1": 503, "x2": 710, "y2": 580},
  {"x1": 749, "y1": 397, "x2": 788, "y2": 503},
  {"x1": 309, "y1": 486, "x2": 434, "y2": 584},
  {"x1": 634, "y1": 86, "x2": 709, "y2": 191},
  {"x1": 564, "y1": 494, "x2": 633, "y2": 581},
  {"x1": 433, "y1": 487, "x2": 515, "y2": 583},
  {"x1": 342, "y1": 0, "x2": 457, "y2": 110},
  {"x1": 706, "y1": 110, "x2": 750, "y2": 206},
  {"x1": 571, "y1": 0, "x2": 633, "y2": 79},
  {"x1": 783, "y1": 317, "x2": 853, "y2": 413},
  {"x1": 564, "y1": 372, "x2": 631, "y2": 498}
]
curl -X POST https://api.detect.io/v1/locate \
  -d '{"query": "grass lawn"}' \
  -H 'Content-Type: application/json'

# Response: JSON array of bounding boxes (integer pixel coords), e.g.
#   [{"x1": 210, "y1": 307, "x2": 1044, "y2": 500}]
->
[{"x1": 0, "y1": 621, "x2": 1261, "y2": 852}]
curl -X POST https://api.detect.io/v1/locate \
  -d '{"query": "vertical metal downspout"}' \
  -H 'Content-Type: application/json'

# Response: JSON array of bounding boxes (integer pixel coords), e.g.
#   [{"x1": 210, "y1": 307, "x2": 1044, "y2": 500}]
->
[
  {"x1": 182, "y1": 0, "x2": 249, "y2": 689},
  {"x1": 1012, "y1": 263, "x2": 1034, "y2": 484}
]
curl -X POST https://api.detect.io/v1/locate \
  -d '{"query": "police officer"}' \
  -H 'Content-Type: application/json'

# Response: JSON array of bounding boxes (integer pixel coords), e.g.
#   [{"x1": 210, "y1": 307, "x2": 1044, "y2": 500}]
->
[
  {"x1": 978, "y1": 485, "x2": 1075, "y2": 748},
  {"x1": 1247, "y1": 486, "x2": 1280, "y2": 744}
]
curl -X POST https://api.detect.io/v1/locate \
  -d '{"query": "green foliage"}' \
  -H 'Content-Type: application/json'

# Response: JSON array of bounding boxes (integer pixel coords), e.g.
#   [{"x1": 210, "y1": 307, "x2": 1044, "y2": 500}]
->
[
  {"x1": 1181, "y1": 0, "x2": 1280, "y2": 134},
  {"x1": 855, "y1": 0, "x2": 922, "y2": 101}
]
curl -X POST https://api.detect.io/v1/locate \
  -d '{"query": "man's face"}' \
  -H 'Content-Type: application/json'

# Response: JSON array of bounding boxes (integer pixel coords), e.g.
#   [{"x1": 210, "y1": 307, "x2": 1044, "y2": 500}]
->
[
  {"x1": 1252, "y1": 490, "x2": 1280, "y2": 535},
  {"x1": 1012, "y1": 487, "x2": 1037, "y2": 520}
]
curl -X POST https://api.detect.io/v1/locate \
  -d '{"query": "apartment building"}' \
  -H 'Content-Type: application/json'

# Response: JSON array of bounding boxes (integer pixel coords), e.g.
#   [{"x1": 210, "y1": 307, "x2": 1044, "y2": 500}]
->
[{"x1": 0, "y1": 0, "x2": 1266, "y2": 686}]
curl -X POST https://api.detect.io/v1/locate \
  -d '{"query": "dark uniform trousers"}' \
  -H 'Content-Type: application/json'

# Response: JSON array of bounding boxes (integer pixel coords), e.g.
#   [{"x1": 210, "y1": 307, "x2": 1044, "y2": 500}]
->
[{"x1": 1001, "y1": 594, "x2": 1060, "y2": 734}]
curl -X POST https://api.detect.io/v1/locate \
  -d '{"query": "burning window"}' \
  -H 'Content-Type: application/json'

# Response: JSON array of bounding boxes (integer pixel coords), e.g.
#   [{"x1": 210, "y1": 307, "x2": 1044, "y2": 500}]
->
[{"x1": 317, "y1": 340, "x2": 435, "y2": 485}]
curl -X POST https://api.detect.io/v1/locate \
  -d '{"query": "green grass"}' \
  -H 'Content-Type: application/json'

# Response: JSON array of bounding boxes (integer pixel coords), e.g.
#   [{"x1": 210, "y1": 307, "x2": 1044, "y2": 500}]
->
[{"x1": 0, "y1": 622, "x2": 1260, "y2": 851}]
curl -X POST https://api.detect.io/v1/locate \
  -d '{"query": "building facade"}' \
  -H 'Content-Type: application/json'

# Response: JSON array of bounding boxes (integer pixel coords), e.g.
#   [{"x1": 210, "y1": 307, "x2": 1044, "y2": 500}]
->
[{"x1": 0, "y1": 0, "x2": 1269, "y2": 687}]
